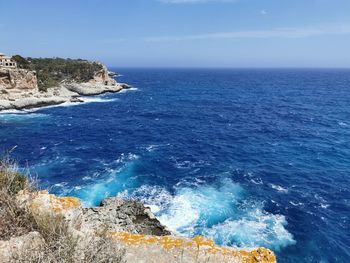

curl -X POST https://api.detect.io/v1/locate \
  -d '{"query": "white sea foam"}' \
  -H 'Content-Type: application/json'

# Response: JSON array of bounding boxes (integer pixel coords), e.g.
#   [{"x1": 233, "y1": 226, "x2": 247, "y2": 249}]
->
[
  {"x1": 155, "y1": 180, "x2": 242, "y2": 235},
  {"x1": 290, "y1": 201, "x2": 303, "y2": 206},
  {"x1": 146, "y1": 145, "x2": 158, "y2": 152},
  {"x1": 145, "y1": 144, "x2": 170, "y2": 152},
  {"x1": 118, "y1": 87, "x2": 138, "y2": 93},
  {"x1": 270, "y1": 184, "x2": 289, "y2": 193},
  {"x1": 80, "y1": 97, "x2": 118, "y2": 103},
  {"x1": 0, "y1": 112, "x2": 48, "y2": 121},
  {"x1": 0, "y1": 96, "x2": 119, "y2": 116},
  {"x1": 82, "y1": 176, "x2": 92, "y2": 181},
  {"x1": 116, "y1": 153, "x2": 139, "y2": 164},
  {"x1": 203, "y1": 210, "x2": 296, "y2": 251},
  {"x1": 320, "y1": 203, "x2": 330, "y2": 209},
  {"x1": 130, "y1": 185, "x2": 173, "y2": 214},
  {"x1": 73, "y1": 153, "x2": 140, "y2": 207},
  {"x1": 250, "y1": 177, "x2": 263, "y2": 185},
  {"x1": 0, "y1": 109, "x2": 29, "y2": 114},
  {"x1": 173, "y1": 159, "x2": 207, "y2": 170},
  {"x1": 127, "y1": 178, "x2": 295, "y2": 251}
]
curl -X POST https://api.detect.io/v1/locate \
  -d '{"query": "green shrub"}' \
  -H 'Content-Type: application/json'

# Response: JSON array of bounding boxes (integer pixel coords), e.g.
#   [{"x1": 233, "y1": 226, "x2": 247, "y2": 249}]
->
[
  {"x1": 0, "y1": 156, "x2": 125, "y2": 262},
  {"x1": 11, "y1": 56, "x2": 104, "y2": 91},
  {"x1": 0, "y1": 171, "x2": 27, "y2": 194},
  {"x1": 0, "y1": 157, "x2": 27, "y2": 195}
]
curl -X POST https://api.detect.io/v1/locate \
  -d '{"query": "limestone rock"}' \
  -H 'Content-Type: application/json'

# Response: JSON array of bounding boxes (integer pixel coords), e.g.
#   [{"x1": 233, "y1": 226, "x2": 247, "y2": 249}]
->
[
  {"x1": 81, "y1": 197, "x2": 171, "y2": 236},
  {"x1": 16, "y1": 190, "x2": 82, "y2": 230},
  {"x1": 10, "y1": 190, "x2": 276, "y2": 263},
  {"x1": 0, "y1": 68, "x2": 38, "y2": 92},
  {"x1": 89, "y1": 64, "x2": 117, "y2": 86},
  {"x1": 109, "y1": 233, "x2": 276, "y2": 263},
  {"x1": 0, "y1": 63, "x2": 131, "y2": 112},
  {"x1": 64, "y1": 82, "x2": 129, "y2": 96}
]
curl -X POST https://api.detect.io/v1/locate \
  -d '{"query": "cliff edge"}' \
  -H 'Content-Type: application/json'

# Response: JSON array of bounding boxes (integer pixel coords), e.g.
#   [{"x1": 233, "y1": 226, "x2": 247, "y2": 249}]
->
[
  {"x1": 0, "y1": 160, "x2": 276, "y2": 263},
  {"x1": 0, "y1": 56, "x2": 131, "y2": 111},
  {"x1": 0, "y1": 189, "x2": 276, "y2": 263}
]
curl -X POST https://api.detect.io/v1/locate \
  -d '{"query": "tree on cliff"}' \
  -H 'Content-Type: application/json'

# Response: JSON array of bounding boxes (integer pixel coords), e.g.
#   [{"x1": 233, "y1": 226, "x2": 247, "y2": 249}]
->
[
  {"x1": 11, "y1": 55, "x2": 30, "y2": 69},
  {"x1": 11, "y1": 55, "x2": 103, "y2": 91}
]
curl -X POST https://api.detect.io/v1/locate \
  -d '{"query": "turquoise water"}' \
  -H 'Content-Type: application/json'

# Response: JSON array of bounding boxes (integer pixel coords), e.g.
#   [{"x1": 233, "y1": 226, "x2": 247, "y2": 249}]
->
[{"x1": 1, "y1": 69, "x2": 349, "y2": 262}]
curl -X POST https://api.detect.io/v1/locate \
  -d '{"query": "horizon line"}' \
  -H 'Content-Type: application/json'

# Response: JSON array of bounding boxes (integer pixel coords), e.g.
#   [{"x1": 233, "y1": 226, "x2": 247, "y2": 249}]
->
[{"x1": 107, "y1": 66, "x2": 350, "y2": 69}]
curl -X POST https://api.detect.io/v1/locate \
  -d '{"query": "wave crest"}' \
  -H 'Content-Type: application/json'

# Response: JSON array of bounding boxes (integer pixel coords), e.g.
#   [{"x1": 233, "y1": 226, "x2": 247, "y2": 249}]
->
[{"x1": 129, "y1": 178, "x2": 295, "y2": 251}]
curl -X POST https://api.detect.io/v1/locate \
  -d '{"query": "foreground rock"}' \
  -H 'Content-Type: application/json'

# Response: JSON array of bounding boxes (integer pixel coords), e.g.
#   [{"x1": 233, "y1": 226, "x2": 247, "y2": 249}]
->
[
  {"x1": 0, "y1": 65, "x2": 131, "y2": 112},
  {"x1": 82, "y1": 197, "x2": 171, "y2": 236},
  {"x1": 1, "y1": 190, "x2": 277, "y2": 263}
]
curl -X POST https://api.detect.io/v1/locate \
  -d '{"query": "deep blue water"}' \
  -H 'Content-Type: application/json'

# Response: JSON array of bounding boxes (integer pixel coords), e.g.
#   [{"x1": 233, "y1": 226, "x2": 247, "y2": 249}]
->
[{"x1": 1, "y1": 69, "x2": 350, "y2": 262}]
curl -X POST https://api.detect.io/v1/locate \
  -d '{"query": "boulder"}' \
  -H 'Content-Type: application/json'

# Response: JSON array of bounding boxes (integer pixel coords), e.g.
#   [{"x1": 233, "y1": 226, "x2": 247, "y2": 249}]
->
[{"x1": 81, "y1": 197, "x2": 171, "y2": 236}]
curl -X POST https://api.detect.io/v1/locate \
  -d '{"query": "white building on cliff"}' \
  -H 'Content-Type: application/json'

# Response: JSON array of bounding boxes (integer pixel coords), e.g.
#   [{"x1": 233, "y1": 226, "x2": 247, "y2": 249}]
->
[{"x1": 0, "y1": 53, "x2": 17, "y2": 69}]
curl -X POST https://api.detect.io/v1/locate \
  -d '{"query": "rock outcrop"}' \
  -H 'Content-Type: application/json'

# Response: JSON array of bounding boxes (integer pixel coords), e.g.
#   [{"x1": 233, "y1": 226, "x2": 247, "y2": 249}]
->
[
  {"x1": 90, "y1": 64, "x2": 117, "y2": 86},
  {"x1": 82, "y1": 197, "x2": 171, "y2": 236},
  {"x1": 0, "y1": 68, "x2": 38, "y2": 92},
  {"x1": 0, "y1": 190, "x2": 277, "y2": 263},
  {"x1": 0, "y1": 64, "x2": 131, "y2": 111}
]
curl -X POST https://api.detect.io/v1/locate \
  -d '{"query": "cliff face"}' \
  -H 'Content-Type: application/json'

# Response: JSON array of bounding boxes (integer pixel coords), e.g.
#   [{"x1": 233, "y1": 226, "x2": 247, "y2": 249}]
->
[
  {"x1": 89, "y1": 64, "x2": 117, "y2": 86},
  {"x1": 0, "y1": 64, "x2": 114, "y2": 94},
  {"x1": 0, "y1": 63, "x2": 130, "y2": 111},
  {"x1": 0, "y1": 68, "x2": 38, "y2": 94},
  {"x1": 0, "y1": 190, "x2": 276, "y2": 263}
]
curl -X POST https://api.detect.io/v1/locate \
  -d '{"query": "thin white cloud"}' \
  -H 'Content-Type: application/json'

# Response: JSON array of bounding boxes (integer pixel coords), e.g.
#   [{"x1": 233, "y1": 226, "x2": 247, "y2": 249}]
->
[
  {"x1": 159, "y1": 0, "x2": 237, "y2": 4},
  {"x1": 144, "y1": 24, "x2": 350, "y2": 42},
  {"x1": 260, "y1": 9, "x2": 268, "y2": 15}
]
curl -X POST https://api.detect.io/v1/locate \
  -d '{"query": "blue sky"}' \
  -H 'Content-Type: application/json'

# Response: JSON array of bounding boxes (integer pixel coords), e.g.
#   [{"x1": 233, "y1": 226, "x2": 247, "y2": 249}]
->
[{"x1": 1, "y1": 0, "x2": 350, "y2": 67}]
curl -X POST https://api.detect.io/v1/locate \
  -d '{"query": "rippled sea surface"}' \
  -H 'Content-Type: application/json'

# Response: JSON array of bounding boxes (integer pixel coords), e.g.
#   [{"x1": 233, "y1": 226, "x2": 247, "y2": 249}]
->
[{"x1": 1, "y1": 69, "x2": 350, "y2": 262}]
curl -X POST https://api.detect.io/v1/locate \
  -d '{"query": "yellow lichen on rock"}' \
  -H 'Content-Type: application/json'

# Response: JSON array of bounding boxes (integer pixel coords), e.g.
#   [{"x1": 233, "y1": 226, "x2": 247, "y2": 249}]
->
[
  {"x1": 13, "y1": 190, "x2": 277, "y2": 263},
  {"x1": 16, "y1": 190, "x2": 82, "y2": 230},
  {"x1": 109, "y1": 232, "x2": 276, "y2": 263},
  {"x1": 49, "y1": 195, "x2": 81, "y2": 213},
  {"x1": 17, "y1": 190, "x2": 81, "y2": 214}
]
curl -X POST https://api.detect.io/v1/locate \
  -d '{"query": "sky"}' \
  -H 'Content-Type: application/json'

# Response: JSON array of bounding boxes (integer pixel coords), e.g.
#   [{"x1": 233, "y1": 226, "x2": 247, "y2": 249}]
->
[{"x1": 1, "y1": 0, "x2": 350, "y2": 67}]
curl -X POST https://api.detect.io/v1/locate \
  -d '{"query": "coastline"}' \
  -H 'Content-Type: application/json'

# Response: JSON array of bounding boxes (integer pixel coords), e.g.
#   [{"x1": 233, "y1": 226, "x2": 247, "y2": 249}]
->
[
  {"x1": 0, "y1": 189, "x2": 276, "y2": 263},
  {"x1": 0, "y1": 82, "x2": 132, "y2": 112}
]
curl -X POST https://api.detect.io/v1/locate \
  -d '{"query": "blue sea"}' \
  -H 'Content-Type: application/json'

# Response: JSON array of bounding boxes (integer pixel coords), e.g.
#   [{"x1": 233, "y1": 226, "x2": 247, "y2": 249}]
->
[{"x1": 1, "y1": 69, "x2": 349, "y2": 262}]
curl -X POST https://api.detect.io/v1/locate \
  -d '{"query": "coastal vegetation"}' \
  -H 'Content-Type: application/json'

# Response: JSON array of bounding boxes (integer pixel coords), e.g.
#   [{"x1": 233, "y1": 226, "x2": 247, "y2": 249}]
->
[
  {"x1": 0, "y1": 156, "x2": 125, "y2": 263},
  {"x1": 11, "y1": 55, "x2": 103, "y2": 91}
]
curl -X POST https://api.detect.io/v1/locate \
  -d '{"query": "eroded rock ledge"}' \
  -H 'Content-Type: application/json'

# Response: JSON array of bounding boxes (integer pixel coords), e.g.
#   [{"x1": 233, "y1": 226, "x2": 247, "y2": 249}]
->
[
  {"x1": 0, "y1": 190, "x2": 276, "y2": 263},
  {"x1": 0, "y1": 65, "x2": 131, "y2": 112}
]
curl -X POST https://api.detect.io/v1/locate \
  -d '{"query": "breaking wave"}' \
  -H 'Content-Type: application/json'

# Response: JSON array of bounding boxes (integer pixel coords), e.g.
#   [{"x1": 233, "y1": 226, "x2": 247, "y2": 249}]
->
[
  {"x1": 127, "y1": 178, "x2": 296, "y2": 251},
  {"x1": 69, "y1": 153, "x2": 139, "y2": 207}
]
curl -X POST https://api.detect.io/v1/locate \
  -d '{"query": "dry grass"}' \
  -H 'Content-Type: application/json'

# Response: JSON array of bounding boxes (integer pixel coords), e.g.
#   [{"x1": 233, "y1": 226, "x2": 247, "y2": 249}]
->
[
  {"x1": 78, "y1": 235, "x2": 126, "y2": 263},
  {"x1": 0, "y1": 155, "x2": 37, "y2": 240},
  {"x1": 12, "y1": 219, "x2": 126, "y2": 263},
  {"x1": 0, "y1": 155, "x2": 125, "y2": 263},
  {"x1": 0, "y1": 156, "x2": 28, "y2": 195}
]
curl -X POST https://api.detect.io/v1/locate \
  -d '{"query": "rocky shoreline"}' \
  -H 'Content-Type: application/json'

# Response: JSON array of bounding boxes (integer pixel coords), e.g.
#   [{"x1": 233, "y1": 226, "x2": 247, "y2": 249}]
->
[
  {"x1": 0, "y1": 63, "x2": 131, "y2": 112},
  {"x1": 0, "y1": 190, "x2": 276, "y2": 263},
  {"x1": 0, "y1": 82, "x2": 131, "y2": 112}
]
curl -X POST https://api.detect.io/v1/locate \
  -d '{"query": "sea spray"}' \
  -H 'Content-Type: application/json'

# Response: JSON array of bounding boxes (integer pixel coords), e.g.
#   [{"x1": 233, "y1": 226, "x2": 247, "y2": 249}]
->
[{"x1": 127, "y1": 178, "x2": 295, "y2": 251}]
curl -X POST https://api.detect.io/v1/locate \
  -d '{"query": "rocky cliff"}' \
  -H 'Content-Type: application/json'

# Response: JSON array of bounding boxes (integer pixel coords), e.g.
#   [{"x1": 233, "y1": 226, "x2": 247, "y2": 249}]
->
[
  {"x1": 0, "y1": 68, "x2": 38, "y2": 93},
  {"x1": 0, "y1": 190, "x2": 276, "y2": 263},
  {"x1": 0, "y1": 63, "x2": 130, "y2": 111}
]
